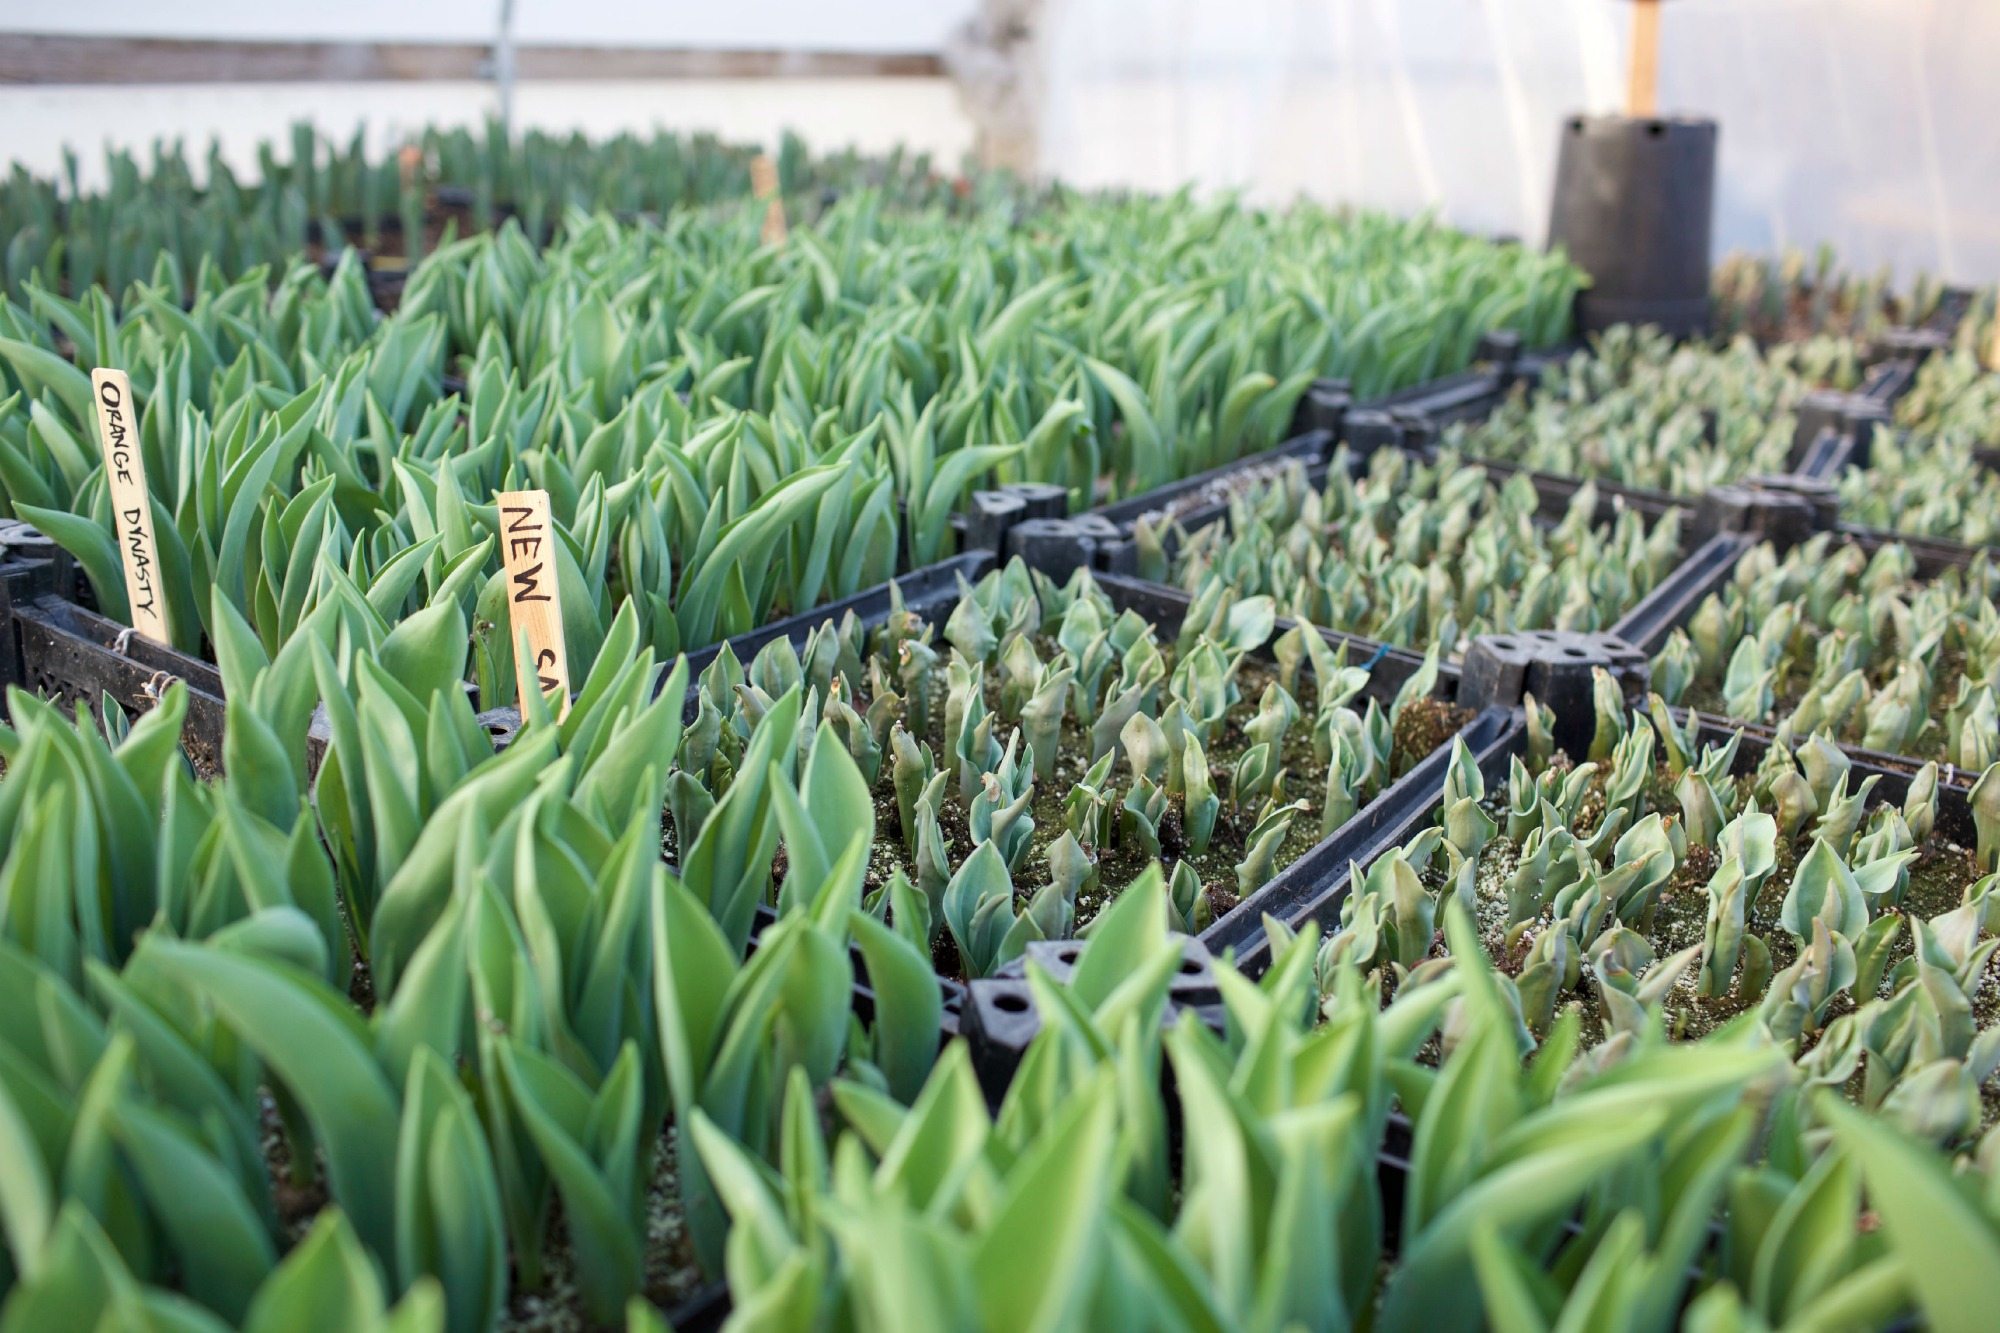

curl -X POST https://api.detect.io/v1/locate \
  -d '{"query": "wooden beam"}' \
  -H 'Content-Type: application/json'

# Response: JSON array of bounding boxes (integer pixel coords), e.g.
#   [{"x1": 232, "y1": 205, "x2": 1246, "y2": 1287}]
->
[{"x1": 0, "y1": 33, "x2": 944, "y2": 85}]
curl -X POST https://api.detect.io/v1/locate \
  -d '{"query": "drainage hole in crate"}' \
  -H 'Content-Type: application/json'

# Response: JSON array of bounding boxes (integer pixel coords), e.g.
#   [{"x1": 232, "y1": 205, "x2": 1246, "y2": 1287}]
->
[
  {"x1": 1178, "y1": 958, "x2": 1205, "y2": 976},
  {"x1": 1562, "y1": 646, "x2": 1592, "y2": 658},
  {"x1": 993, "y1": 993, "x2": 1030, "y2": 1014}
]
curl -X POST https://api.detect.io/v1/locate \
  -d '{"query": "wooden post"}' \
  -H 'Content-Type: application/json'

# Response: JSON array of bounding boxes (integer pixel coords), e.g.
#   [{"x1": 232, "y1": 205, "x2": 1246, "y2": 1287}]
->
[
  {"x1": 1627, "y1": 0, "x2": 1662, "y2": 118},
  {"x1": 751, "y1": 153, "x2": 788, "y2": 246},
  {"x1": 88, "y1": 368, "x2": 171, "y2": 648},
  {"x1": 495, "y1": 489, "x2": 572, "y2": 719}
]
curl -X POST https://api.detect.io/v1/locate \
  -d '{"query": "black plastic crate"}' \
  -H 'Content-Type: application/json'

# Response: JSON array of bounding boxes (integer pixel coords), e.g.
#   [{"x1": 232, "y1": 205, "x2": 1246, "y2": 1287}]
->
[
  {"x1": 1220, "y1": 696, "x2": 1986, "y2": 984},
  {"x1": 1038, "y1": 431, "x2": 1336, "y2": 577},
  {"x1": 1815, "y1": 326, "x2": 2000, "y2": 492},
  {"x1": 979, "y1": 340, "x2": 1565, "y2": 580},
  {"x1": 1452, "y1": 453, "x2": 1689, "y2": 529},
  {"x1": 1597, "y1": 518, "x2": 1995, "y2": 790},
  {"x1": 2, "y1": 518, "x2": 983, "y2": 777},
  {"x1": 748, "y1": 901, "x2": 965, "y2": 1043},
  {"x1": 382, "y1": 553, "x2": 1003, "y2": 753},
  {"x1": 0, "y1": 521, "x2": 231, "y2": 773},
  {"x1": 1678, "y1": 709, "x2": 1983, "y2": 843},
  {"x1": 655, "y1": 544, "x2": 1496, "y2": 1044},
  {"x1": 986, "y1": 428, "x2": 1351, "y2": 581},
  {"x1": 1350, "y1": 331, "x2": 1921, "y2": 533},
  {"x1": 1814, "y1": 443, "x2": 2000, "y2": 553},
  {"x1": 1609, "y1": 531, "x2": 1757, "y2": 655},
  {"x1": 1091, "y1": 570, "x2": 1453, "y2": 702},
  {"x1": 1057, "y1": 440, "x2": 1699, "y2": 586},
  {"x1": 959, "y1": 935, "x2": 1226, "y2": 1107},
  {"x1": 660, "y1": 1283, "x2": 730, "y2": 1333},
  {"x1": 681, "y1": 551, "x2": 997, "y2": 685},
  {"x1": 991, "y1": 434, "x2": 1707, "y2": 755},
  {"x1": 1206, "y1": 705, "x2": 1525, "y2": 977}
]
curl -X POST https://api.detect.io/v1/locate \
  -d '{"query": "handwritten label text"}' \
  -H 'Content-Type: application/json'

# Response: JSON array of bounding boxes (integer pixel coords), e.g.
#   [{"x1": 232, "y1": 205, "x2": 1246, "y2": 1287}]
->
[
  {"x1": 496, "y1": 489, "x2": 572, "y2": 718},
  {"x1": 89, "y1": 368, "x2": 170, "y2": 646}
]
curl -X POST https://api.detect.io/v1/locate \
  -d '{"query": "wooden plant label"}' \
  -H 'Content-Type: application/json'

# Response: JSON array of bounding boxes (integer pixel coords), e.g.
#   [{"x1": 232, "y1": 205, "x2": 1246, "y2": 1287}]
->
[
  {"x1": 89, "y1": 368, "x2": 170, "y2": 647},
  {"x1": 751, "y1": 153, "x2": 788, "y2": 245},
  {"x1": 496, "y1": 489, "x2": 572, "y2": 719},
  {"x1": 1626, "y1": 0, "x2": 1661, "y2": 118}
]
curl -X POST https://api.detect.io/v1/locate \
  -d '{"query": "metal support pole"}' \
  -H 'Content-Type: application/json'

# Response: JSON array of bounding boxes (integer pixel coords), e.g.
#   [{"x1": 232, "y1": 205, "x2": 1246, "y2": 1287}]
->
[{"x1": 494, "y1": 0, "x2": 518, "y2": 139}]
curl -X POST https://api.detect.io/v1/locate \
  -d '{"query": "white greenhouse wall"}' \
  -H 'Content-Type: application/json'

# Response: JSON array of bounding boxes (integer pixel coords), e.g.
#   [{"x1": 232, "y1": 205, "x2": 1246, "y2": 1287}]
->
[
  {"x1": 1038, "y1": 0, "x2": 2000, "y2": 283},
  {"x1": 0, "y1": 81, "x2": 977, "y2": 187},
  {"x1": 5, "y1": 2, "x2": 967, "y2": 52},
  {"x1": 7, "y1": 1, "x2": 2000, "y2": 282},
  {"x1": 0, "y1": 2, "x2": 980, "y2": 185}
]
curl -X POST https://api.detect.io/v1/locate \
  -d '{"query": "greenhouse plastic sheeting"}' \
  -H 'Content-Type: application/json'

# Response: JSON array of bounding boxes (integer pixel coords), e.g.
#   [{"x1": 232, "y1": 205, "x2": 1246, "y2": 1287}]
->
[{"x1": 1038, "y1": 0, "x2": 2000, "y2": 283}]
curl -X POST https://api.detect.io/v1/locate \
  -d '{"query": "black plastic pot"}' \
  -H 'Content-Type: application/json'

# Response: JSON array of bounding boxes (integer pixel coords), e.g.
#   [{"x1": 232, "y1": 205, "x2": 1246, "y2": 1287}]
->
[{"x1": 1548, "y1": 114, "x2": 1718, "y2": 339}]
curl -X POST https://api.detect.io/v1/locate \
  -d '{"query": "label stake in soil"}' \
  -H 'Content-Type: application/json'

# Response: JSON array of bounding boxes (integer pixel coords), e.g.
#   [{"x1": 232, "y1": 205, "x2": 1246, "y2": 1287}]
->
[
  {"x1": 497, "y1": 488, "x2": 572, "y2": 719},
  {"x1": 751, "y1": 153, "x2": 788, "y2": 246},
  {"x1": 89, "y1": 367, "x2": 170, "y2": 647}
]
